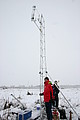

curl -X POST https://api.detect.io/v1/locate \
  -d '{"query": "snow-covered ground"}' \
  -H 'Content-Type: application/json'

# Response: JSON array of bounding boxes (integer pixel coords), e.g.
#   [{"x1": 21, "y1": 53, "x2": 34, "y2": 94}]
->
[
  {"x1": 0, "y1": 86, "x2": 80, "y2": 120},
  {"x1": 59, "y1": 87, "x2": 80, "y2": 119}
]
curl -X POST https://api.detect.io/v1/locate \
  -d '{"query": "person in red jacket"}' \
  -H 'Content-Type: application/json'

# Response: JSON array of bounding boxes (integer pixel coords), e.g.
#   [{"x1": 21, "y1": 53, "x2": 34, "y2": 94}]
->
[{"x1": 40, "y1": 77, "x2": 55, "y2": 120}]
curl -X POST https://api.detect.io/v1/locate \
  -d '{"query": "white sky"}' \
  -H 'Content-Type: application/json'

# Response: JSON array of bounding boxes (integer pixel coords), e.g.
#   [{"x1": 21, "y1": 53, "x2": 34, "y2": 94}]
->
[{"x1": 0, "y1": 0, "x2": 80, "y2": 86}]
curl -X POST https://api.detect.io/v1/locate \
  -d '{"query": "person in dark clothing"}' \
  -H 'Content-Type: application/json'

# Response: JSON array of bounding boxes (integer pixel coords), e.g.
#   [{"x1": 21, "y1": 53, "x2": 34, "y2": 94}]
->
[
  {"x1": 40, "y1": 77, "x2": 55, "y2": 120},
  {"x1": 52, "y1": 81, "x2": 59, "y2": 108}
]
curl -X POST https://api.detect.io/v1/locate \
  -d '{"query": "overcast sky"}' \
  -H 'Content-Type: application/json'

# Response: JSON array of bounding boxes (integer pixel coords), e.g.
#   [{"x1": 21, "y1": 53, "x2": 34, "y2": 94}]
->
[{"x1": 0, "y1": 0, "x2": 80, "y2": 86}]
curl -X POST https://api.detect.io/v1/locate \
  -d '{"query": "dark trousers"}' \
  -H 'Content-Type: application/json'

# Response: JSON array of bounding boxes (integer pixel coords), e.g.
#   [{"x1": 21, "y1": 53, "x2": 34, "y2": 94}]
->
[
  {"x1": 56, "y1": 97, "x2": 59, "y2": 108},
  {"x1": 45, "y1": 102, "x2": 52, "y2": 120},
  {"x1": 53, "y1": 95, "x2": 59, "y2": 108},
  {"x1": 55, "y1": 96, "x2": 59, "y2": 108}
]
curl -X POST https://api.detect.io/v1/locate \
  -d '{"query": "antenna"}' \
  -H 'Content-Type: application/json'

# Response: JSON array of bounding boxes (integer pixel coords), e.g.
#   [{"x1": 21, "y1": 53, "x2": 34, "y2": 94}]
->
[{"x1": 31, "y1": 6, "x2": 47, "y2": 118}]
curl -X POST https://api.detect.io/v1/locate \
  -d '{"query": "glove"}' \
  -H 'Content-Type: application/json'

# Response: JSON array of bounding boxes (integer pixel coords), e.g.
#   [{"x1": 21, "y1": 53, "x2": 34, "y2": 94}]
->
[{"x1": 39, "y1": 93, "x2": 43, "y2": 96}]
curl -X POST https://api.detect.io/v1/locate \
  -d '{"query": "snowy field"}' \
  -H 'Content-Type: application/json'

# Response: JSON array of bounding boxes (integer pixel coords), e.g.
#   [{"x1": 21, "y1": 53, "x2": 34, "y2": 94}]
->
[
  {"x1": 0, "y1": 86, "x2": 80, "y2": 119},
  {"x1": 59, "y1": 87, "x2": 80, "y2": 119}
]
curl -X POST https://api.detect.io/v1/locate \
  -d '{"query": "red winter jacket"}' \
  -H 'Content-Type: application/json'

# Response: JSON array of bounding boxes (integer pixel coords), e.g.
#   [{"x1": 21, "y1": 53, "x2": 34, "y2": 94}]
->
[{"x1": 43, "y1": 80, "x2": 54, "y2": 102}]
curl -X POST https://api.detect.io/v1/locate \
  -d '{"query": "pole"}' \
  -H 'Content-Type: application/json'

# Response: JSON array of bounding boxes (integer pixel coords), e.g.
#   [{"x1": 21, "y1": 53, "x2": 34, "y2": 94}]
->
[
  {"x1": 69, "y1": 111, "x2": 73, "y2": 120},
  {"x1": 31, "y1": 6, "x2": 47, "y2": 119},
  {"x1": 11, "y1": 94, "x2": 25, "y2": 110}
]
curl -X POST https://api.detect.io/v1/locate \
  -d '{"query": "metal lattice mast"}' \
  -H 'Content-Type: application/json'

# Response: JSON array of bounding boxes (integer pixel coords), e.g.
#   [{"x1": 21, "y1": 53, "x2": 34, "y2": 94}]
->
[
  {"x1": 31, "y1": 6, "x2": 47, "y2": 118},
  {"x1": 31, "y1": 6, "x2": 47, "y2": 91},
  {"x1": 31, "y1": 6, "x2": 47, "y2": 119}
]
